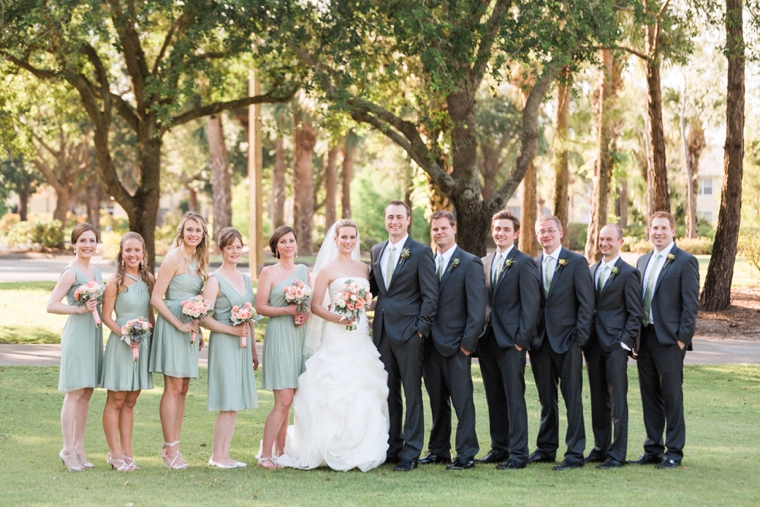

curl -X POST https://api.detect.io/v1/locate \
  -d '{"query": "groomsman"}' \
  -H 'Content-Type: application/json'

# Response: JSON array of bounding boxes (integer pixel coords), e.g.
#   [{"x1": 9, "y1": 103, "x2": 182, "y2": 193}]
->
[
  {"x1": 585, "y1": 224, "x2": 642, "y2": 469},
  {"x1": 530, "y1": 215, "x2": 594, "y2": 470},
  {"x1": 420, "y1": 211, "x2": 486, "y2": 470},
  {"x1": 369, "y1": 200, "x2": 439, "y2": 472},
  {"x1": 476, "y1": 210, "x2": 540, "y2": 470},
  {"x1": 630, "y1": 211, "x2": 699, "y2": 469}
]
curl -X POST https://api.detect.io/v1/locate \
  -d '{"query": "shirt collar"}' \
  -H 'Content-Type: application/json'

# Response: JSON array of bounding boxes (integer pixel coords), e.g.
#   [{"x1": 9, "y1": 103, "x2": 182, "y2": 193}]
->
[
  {"x1": 388, "y1": 234, "x2": 409, "y2": 251},
  {"x1": 653, "y1": 242, "x2": 675, "y2": 259},
  {"x1": 544, "y1": 245, "x2": 563, "y2": 262},
  {"x1": 494, "y1": 244, "x2": 514, "y2": 260},
  {"x1": 601, "y1": 255, "x2": 620, "y2": 269},
  {"x1": 437, "y1": 244, "x2": 458, "y2": 266}
]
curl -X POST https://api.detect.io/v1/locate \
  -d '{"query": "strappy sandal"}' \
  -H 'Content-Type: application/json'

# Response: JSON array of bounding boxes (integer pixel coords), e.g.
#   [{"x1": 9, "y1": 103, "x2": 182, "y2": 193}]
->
[
  {"x1": 123, "y1": 455, "x2": 139, "y2": 471},
  {"x1": 108, "y1": 453, "x2": 131, "y2": 472},
  {"x1": 162, "y1": 441, "x2": 188, "y2": 470},
  {"x1": 257, "y1": 457, "x2": 280, "y2": 469}
]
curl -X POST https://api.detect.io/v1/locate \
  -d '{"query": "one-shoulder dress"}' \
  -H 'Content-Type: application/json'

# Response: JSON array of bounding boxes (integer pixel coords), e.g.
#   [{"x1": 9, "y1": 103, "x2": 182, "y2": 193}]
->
[
  {"x1": 58, "y1": 266, "x2": 104, "y2": 392},
  {"x1": 100, "y1": 274, "x2": 154, "y2": 391},
  {"x1": 149, "y1": 273, "x2": 203, "y2": 379},
  {"x1": 207, "y1": 273, "x2": 258, "y2": 412},
  {"x1": 260, "y1": 265, "x2": 308, "y2": 390}
]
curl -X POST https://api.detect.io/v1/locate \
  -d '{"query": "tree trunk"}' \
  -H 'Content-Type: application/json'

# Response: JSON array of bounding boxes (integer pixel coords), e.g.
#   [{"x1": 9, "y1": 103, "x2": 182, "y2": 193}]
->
[
  {"x1": 293, "y1": 112, "x2": 316, "y2": 255},
  {"x1": 86, "y1": 176, "x2": 102, "y2": 235},
  {"x1": 207, "y1": 113, "x2": 233, "y2": 250},
  {"x1": 518, "y1": 161, "x2": 538, "y2": 256},
  {"x1": 324, "y1": 143, "x2": 340, "y2": 229},
  {"x1": 585, "y1": 50, "x2": 615, "y2": 263},
  {"x1": 616, "y1": 177, "x2": 628, "y2": 228},
  {"x1": 552, "y1": 66, "x2": 572, "y2": 246},
  {"x1": 273, "y1": 136, "x2": 287, "y2": 228},
  {"x1": 701, "y1": 0, "x2": 744, "y2": 311},
  {"x1": 341, "y1": 135, "x2": 355, "y2": 219},
  {"x1": 53, "y1": 191, "x2": 71, "y2": 224},
  {"x1": 18, "y1": 188, "x2": 29, "y2": 222},
  {"x1": 686, "y1": 125, "x2": 705, "y2": 238},
  {"x1": 188, "y1": 187, "x2": 198, "y2": 212},
  {"x1": 645, "y1": 27, "x2": 670, "y2": 213}
]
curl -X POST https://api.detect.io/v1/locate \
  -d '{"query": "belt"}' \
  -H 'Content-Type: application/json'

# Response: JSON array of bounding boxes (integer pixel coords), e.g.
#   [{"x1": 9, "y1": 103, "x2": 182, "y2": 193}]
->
[{"x1": 644, "y1": 324, "x2": 655, "y2": 332}]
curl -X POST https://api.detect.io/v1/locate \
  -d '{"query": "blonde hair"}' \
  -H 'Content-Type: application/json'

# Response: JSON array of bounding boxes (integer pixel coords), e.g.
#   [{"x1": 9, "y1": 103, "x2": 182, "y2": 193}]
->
[
  {"x1": 114, "y1": 232, "x2": 154, "y2": 294},
  {"x1": 332, "y1": 219, "x2": 358, "y2": 237},
  {"x1": 173, "y1": 211, "x2": 210, "y2": 282}
]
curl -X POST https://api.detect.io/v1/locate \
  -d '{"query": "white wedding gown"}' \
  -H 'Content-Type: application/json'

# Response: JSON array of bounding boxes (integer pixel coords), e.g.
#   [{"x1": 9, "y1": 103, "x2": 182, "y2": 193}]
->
[{"x1": 277, "y1": 277, "x2": 390, "y2": 472}]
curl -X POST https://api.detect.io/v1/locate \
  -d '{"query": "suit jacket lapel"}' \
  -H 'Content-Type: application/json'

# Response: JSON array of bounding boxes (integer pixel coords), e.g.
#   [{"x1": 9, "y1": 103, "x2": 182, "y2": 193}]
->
[
  {"x1": 546, "y1": 248, "x2": 567, "y2": 300},
  {"x1": 373, "y1": 240, "x2": 389, "y2": 294},
  {"x1": 591, "y1": 261, "x2": 601, "y2": 303},
  {"x1": 653, "y1": 246, "x2": 678, "y2": 296},
  {"x1": 638, "y1": 251, "x2": 652, "y2": 284},
  {"x1": 484, "y1": 252, "x2": 494, "y2": 295},
  {"x1": 439, "y1": 246, "x2": 459, "y2": 288},
  {"x1": 599, "y1": 257, "x2": 624, "y2": 297},
  {"x1": 494, "y1": 247, "x2": 518, "y2": 295},
  {"x1": 388, "y1": 236, "x2": 414, "y2": 290}
]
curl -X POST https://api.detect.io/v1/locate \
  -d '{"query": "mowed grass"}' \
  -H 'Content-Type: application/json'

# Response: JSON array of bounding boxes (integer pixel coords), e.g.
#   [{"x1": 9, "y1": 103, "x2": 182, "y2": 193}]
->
[{"x1": 0, "y1": 364, "x2": 758, "y2": 506}]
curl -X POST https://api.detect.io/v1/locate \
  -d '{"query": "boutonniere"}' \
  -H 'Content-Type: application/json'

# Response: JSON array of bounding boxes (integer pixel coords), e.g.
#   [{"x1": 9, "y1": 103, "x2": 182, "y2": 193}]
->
[
  {"x1": 555, "y1": 258, "x2": 568, "y2": 271},
  {"x1": 609, "y1": 266, "x2": 619, "y2": 279},
  {"x1": 504, "y1": 258, "x2": 515, "y2": 268},
  {"x1": 666, "y1": 253, "x2": 675, "y2": 265},
  {"x1": 400, "y1": 248, "x2": 411, "y2": 260},
  {"x1": 447, "y1": 257, "x2": 461, "y2": 273}
]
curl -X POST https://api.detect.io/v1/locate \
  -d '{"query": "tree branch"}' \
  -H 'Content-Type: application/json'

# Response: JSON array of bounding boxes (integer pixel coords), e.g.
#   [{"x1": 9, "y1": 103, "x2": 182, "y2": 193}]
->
[
  {"x1": 610, "y1": 45, "x2": 649, "y2": 60},
  {"x1": 1, "y1": 53, "x2": 57, "y2": 79},
  {"x1": 472, "y1": 0, "x2": 512, "y2": 83},
  {"x1": 170, "y1": 90, "x2": 295, "y2": 129}
]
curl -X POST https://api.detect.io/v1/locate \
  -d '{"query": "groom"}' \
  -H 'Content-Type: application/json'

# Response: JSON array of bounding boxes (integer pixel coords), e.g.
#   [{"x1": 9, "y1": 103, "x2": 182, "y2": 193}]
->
[{"x1": 370, "y1": 200, "x2": 439, "y2": 472}]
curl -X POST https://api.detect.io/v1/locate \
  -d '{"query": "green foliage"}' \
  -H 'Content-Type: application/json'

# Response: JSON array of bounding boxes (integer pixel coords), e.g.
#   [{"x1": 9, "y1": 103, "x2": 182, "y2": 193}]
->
[
  {"x1": 565, "y1": 222, "x2": 588, "y2": 251},
  {"x1": 739, "y1": 231, "x2": 760, "y2": 275},
  {"x1": 677, "y1": 237, "x2": 714, "y2": 255},
  {"x1": 0, "y1": 212, "x2": 20, "y2": 232},
  {"x1": 4, "y1": 219, "x2": 64, "y2": 250}
]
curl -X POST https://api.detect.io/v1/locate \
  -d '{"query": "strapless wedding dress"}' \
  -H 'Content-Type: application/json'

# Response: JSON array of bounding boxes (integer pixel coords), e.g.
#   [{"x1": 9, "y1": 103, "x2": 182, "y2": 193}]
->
[{"x1": 277, "y1": 277, "x2": 389, "y2": 472}]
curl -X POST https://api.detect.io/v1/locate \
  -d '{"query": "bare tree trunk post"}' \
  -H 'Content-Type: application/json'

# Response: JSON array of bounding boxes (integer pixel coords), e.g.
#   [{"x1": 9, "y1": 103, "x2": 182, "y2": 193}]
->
[
  {"x1": 679, "y1": 90, "x2": 696, "y2": 238},
  {"x1": 324, "y1": 144, "x2": 339, "y2": 229},
  {"x1": 701, "y1": 0, "x2": 745, "y2": 311},
  {"x1": 687, "y1": 125, "x2": 705, "y2": 237},
  {"x1": 341, "y1": 135, "x2": 355, "y2": 219},
  {"x1": 645, "y1": 23, "x2": 670, "y2": 213},
  {"x1": 86, "y1": 176, "x2": 102, "y2": 235},
  {"x1": 585, "y1": 50, "x2": 614, "y2": 263},
  {"x1": 248, "y1": 70, "x2": 264, "y2": 280},
  {"x1": 293, "y1": 110, "x2": 316, "y2": 256},
  {"x1": 519, "y1": 162, "x2": 538, "y2": 256},
  {"x1": 273, "y1": 136, "x2": 287, "y2": 228},
  {"x1": 18, "y1": 188, "x2": 29, "y2": 221},
  {"x1": 207, "y1": 113, "x2": 233, "y2": 250},
  {"x1": 617, "y1": 178, "x2": 628, "y2": 228},
  {"x1": 552, "y1": 66, "x2": 572, "y2": 246}
]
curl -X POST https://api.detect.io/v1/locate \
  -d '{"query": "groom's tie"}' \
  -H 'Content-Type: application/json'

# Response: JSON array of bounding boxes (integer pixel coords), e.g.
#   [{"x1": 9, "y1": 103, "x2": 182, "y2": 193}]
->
[
  {"x1": 385, "y1": 245, "x2": 396, "y2": 290},
  {"x1": 543, "y1": 255, "x2": 554, "y2": 297},
  {"x1": 437, "y1": 255, "x2": 444, "y2": 281},
  {"x1": 642, "y1": 253, "x2": 662, "y2": 326},
  {"x1": 492, "y1": 253, "x2": 503, "y2": 287}
]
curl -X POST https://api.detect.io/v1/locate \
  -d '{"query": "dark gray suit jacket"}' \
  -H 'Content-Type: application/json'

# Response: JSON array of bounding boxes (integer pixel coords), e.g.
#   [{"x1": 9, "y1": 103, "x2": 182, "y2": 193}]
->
[
  {"x1": 589, "y1": 257, "x2": 642, "y2": 352},
  {"x1": 481, "y1": 247, "x2": 541, "y2": 350},
  {"x1": 534, "y1": 248, "x2": 595, "y2": 354},
  {"x1": 430, "y1": 247, "x2": 486, "y2": 357},
  {"x1": 636, "y1": 245, "x2": 700, "y2": 350},
  {"x1": 369, "y1": 236, "x2": 439, "y2": 346}
]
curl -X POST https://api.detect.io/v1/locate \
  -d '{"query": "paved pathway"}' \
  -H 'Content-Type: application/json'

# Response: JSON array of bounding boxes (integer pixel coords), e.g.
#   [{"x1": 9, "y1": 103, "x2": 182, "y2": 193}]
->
[{"x1": 2, "y1": 338, "x2": 759, "y2": 367}]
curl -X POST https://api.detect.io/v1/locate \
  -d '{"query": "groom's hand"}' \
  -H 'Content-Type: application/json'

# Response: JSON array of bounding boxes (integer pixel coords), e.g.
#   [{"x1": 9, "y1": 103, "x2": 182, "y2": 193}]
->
[{"x1": 460, "y1": 347, "x2": 471, "y2": 356}]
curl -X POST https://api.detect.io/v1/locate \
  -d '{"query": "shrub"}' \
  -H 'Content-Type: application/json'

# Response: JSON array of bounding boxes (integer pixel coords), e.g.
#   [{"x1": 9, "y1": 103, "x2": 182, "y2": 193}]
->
[
  {"x1": 565, "y1": 223, "x2": 588, "y2": 251},
  {"x1": 739, "y1": 233, "x2": 760, "y2": 275},
  {"x1": 6, "y1": 220, "x2": 65, "y2": 250},
  {"x1": 677, "y1": 237, "x2": 713, "y2": 255},
  {"x1": 0, "y1": 213, "x2": 20, "y2": 233}
]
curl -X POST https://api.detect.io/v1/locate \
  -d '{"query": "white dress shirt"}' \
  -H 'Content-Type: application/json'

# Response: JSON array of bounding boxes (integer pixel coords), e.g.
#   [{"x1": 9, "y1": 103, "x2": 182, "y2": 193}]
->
[
  {"x1": 542, "y1": 245, "x2": 563, "y2": 273},
  {"x1": 491, "y1": 244, "x2": 514, "y2": 281},
  {"x1": 436, "y1": 243, "x2": 458, "y2": 279},
  {"x1": 642, "y1": 241, "x2": 675, "y2": 324},
  {"x1": 595, "y1": 255, "x2": 621, "y2": 288},
  {"x1": 381, "y1": 234, "x2": 409, "y2": 282}
]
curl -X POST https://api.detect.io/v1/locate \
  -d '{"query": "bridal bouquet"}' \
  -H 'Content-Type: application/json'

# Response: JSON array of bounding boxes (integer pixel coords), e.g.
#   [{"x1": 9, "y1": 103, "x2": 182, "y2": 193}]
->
[
  {"x1": 230, "y1": 302, "x2": 262, "y2": 348},
  {"x1": 181, "y1": 295, "x2": 214, "y2": 343},
  {"x1": 120, "y1": 317, "x2": 152, "y2": 362},
  {"x1": 74, "y1": 281, "x2": 104, "y2": 326},
  {"x1": 283, "y1": 279, "x2": 313, "y2": 313},
  {"x1": 333, "y1": 279, "x2": 372, "y2": 331}
]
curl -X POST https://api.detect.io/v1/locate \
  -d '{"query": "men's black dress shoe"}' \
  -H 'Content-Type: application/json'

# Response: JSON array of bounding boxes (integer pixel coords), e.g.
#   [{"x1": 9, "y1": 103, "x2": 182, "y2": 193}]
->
[
  {"x1": 597, "y1": 458, "x2": 625, "y2": 469},
  {"x1": 496, "y1": 460, "x2": 526, "y2": 470},
  {"x1": 584, "y1": 453, "x2": 606, "y2": 463},
  {"x1": 475, "y1": 450, "x2": 509, "y2": 464},
  {"x1": 393, "y1": 459, "x2": 418, "y2": 472},
  {"x1": 446, "y1": 458, "x2": 475, "y2": 470},
  {"x1": 419, "y1": 452, "x2": 451, "y2": 465},
  {"x1": 627, "y1": 454, "x2": 661, "y2": 466},
  {"x1": 655, "y1": 458, "x2": 680, "y2": 469},
  {"x1": 552, "y1": 460, "x2": 584, "y2": 471},
  {"x1": 384, "y1": 455, "x2": 400, "y2": 465},
  {"x1": 527, "y1": 452, "x2": 556, "y2": 464}
]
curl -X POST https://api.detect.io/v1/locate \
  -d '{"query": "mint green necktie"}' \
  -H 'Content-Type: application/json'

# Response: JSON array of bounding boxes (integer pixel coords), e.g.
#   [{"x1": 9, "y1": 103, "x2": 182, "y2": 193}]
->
[
  {"x1": 597, "y1": 265, "x2": 610, "y2": 298},
  {"x1": 385, "y1": 246, "x2": 396, "y2": 290},
  {"x1": 642, "y1": 254, "x2": 662, "y2": 326},
  {"x1": 493, "y1": 254, "x2": 503, "y2": 286},
  {"x1": 437, "y1": 255, "x2": 444, "y2": 281},
  {"x1": 544, "y1": 256, "x2": 553, "y2": 297}
]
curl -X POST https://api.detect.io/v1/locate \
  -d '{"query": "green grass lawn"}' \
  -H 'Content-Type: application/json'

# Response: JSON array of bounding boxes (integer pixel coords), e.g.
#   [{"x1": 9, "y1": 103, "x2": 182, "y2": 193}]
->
[{"x1": 0, "y1": 364, "x2": 758, "y2": 506}]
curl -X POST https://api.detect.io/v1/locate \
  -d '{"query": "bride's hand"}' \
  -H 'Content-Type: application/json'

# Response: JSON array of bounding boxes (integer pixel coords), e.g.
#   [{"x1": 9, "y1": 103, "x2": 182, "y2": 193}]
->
[{"x1": 338, "y1": 315, "x2": 356, "y2": 326}]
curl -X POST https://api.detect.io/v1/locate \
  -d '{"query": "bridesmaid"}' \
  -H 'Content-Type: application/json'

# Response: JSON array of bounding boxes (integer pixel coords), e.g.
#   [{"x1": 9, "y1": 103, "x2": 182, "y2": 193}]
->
[
  {"x1": 100, "y1": 232, "x2": 155, "y2": 472},
  {"x1": 46, "y1": 222, "x2": 103, "y2": 472},
  {"x1": 149, "y1": 211, "x2": 208, "y2": 469},
  {"x1": 256, "y1": 226, "x2": 309, "y2": 469},
  {"x1": 201, "y1": 227, "x2": 259, "y2": 468}
]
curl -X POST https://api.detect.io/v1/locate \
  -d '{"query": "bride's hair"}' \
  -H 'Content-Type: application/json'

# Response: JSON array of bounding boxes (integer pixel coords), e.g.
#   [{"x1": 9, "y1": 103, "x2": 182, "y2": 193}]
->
[{"x1": 332, "y1": 219, "x2": 358, "y2": 237}]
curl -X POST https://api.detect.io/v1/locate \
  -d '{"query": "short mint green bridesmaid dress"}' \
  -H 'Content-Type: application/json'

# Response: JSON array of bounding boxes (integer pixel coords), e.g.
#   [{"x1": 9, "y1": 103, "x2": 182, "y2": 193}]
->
[
  {"x1": 100, "y1": 274, "x2": 154, "y2": 391},
  {"x1": 207, "y1": 273, "x2": 258, "y2": 412},
  {"x1": 261, "y1": 265, "x2": 308, "y2": 390},
  {"x1": 57, "y1": 266, "x2": 104, "y2": 392},
  {"x1": 149, "y1": 273, "x2": 203, "y2": 378}
]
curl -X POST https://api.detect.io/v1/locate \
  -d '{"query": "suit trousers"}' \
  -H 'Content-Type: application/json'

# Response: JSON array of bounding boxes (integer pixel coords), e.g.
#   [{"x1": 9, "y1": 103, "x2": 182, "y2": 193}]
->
[
  {"x1": 637, "y1": 326, "x2": 686, "y2": 461},
  {"x1": 530, "y1": 339, "x2": 586, "y2": 463},
  {"x1": 422, "y1": 346, "x2": 478, "y2": 460},
  {"x1": 478, "y1": 329, "x2": 529, "y2": 464},
  {"x1": 583, "y1": 339, "x2": 629, "y2": 462},
  {"x1": 378, "y1": 331, "x2": 425, "y2": 461}
]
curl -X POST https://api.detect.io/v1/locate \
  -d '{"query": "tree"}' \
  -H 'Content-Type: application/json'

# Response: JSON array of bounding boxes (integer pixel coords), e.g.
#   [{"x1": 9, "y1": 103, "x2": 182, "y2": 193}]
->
[
  {"x1": 324, "y1": 142, "x2": 340, "y2": 229},
  {"x1": 1, "y1": 1, "x2": 293, "y2": 267},
  {"x1": 341, "y1": 130, "x2": 359, "y2": 219},
  {"x1": 292, "y1": 106, "x2": 317, "y2": 255},
  {"x1": 701, "y1": 0, "x2": 745, "y2": 311},
  {"x1": 552, "y1": 67, "x2": 573, "y2": 244},
  {"x1": 475, "y1": 90, "x2": 522, "y2": 201},
  {"x1": 0, "y1": 153, "x2": 43, "y2": 221},
  {"x1": 207, "y1": 113, "x2": 233, "y2": 250},
  {"x1": 267, "y1": 0, "x2": 624, "y2": 255}
]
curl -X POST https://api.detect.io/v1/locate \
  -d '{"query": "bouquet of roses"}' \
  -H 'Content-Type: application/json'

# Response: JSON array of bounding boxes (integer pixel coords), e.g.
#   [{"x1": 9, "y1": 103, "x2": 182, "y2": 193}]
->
[
  {"x1": 120, "y1": 317, "x2": 152, "y2": 362},
  {"x1": 181, "y1": 295, "x2": 214, "y2": 343},
  {"x1": 74, "y1": 281, "x2": 105, "y2": 326},
  {"x1": 283, "y1": 279, "x2": 313, "y2": 313},
  {"x1": 230, "y1": 302, "x2": 262, "y2": 348},
  {"x1": 333, "y1": 279, "x2": 372, "y2": 331}
]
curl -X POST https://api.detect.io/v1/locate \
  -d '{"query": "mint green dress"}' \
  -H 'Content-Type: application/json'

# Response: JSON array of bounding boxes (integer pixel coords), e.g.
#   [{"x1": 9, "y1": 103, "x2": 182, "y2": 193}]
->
[
  {"x1": 261, "y1": 265, "x2": 308, "y2": 390},
  {"x1": 57, "y1": 266, "x2": 104, "y2": 392},
  {"x1": 149, "y1": 273, "x2": 203, "y2": 379},
  {"x1": 100, "y1": 274, "x2": 154, "y2": 391},
  {"x1": 207, "y1": 273, "x2": 258, "y2": 412}
]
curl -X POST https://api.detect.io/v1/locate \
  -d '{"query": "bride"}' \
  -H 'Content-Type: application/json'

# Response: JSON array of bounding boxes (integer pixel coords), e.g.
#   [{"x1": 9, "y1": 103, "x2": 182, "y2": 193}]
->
[{"x1": 276, "y1": 219, "x2": 389, "y2": 472}]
